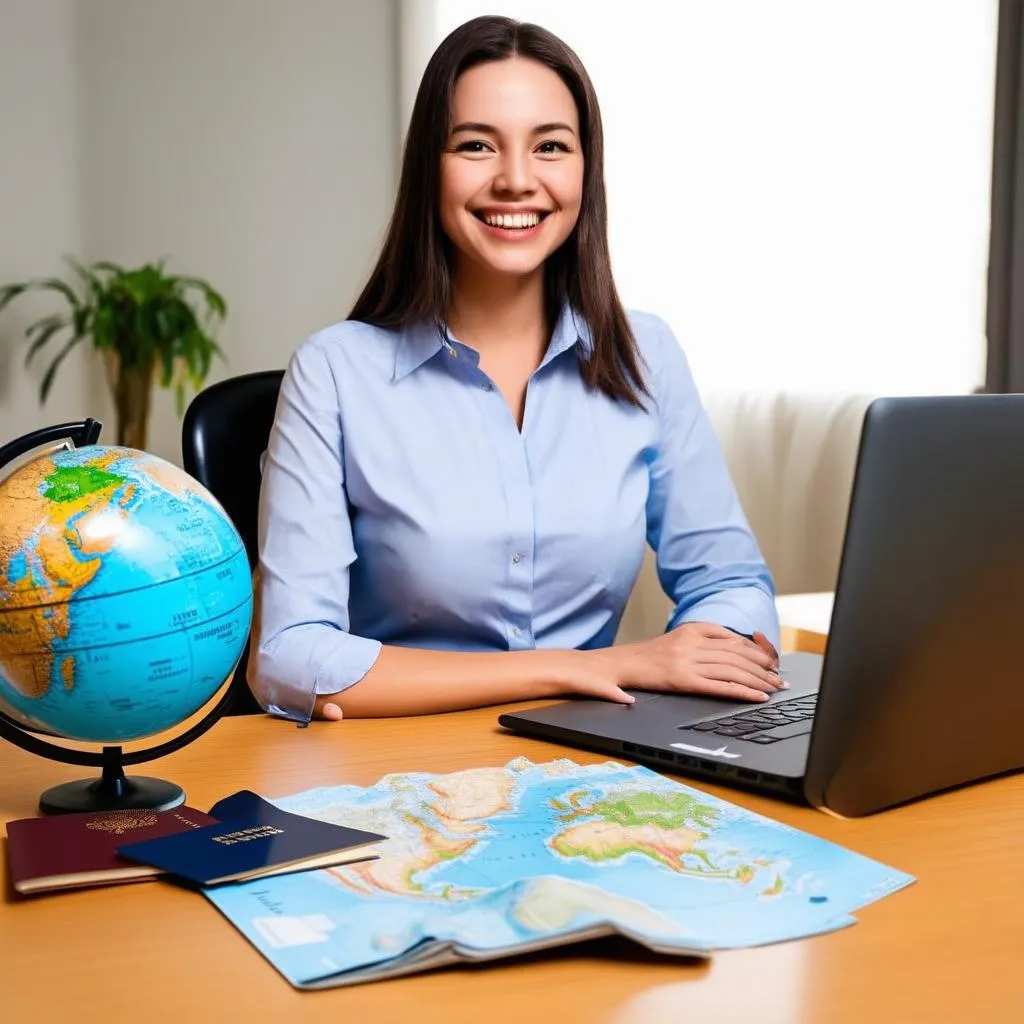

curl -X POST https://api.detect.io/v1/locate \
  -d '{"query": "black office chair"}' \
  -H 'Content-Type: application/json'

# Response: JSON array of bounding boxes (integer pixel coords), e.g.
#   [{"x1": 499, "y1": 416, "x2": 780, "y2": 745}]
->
[{"x1": 182, "y1": 370, "x2": 284, "y2": 715}]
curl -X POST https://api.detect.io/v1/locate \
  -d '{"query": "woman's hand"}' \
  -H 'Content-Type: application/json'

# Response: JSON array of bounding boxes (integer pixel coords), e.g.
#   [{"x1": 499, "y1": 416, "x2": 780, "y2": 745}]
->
[{"x1": 587, "y1": 621, "x2": 786, "y2": 704}]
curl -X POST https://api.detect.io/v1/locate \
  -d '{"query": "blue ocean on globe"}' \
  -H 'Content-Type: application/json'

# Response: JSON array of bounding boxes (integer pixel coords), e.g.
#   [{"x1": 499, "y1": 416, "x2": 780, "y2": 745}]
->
[{"x1": 0, "y1": 444, "x2": 252, "y2": 742}]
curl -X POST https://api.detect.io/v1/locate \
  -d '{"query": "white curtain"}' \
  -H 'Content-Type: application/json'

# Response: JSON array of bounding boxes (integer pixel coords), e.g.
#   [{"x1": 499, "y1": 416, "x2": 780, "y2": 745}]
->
[{"x1": 400, "y1": 0, "x2": 998, "y2": 396}]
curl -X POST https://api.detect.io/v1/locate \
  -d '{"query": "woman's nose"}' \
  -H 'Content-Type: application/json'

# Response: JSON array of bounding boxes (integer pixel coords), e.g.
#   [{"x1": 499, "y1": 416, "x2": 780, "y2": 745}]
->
[{"x1": 493, "y1": 152, "x2": 536, "y2": 195}]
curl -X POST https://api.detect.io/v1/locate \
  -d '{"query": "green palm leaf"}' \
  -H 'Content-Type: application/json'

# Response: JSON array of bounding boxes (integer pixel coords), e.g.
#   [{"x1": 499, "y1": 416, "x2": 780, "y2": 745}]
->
[
  {"x1": 39, "y1": 333, "x2": 85, "y2": 401},
  {"x1": 24, "y1": 316, "x2": 72, "y2": 367},
  {"x1": 0, "y1": 283, "x2": 30, "y2": 315}
]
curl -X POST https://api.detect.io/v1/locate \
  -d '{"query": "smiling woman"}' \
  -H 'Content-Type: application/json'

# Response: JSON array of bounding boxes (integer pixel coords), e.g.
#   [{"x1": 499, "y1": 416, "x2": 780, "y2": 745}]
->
[
  {"x1": 440, "y1": 62, "x2": 583, "y2": 284},
  {"x1": 350, "y1": 16, "x2": 647, "y2": 414},
  {"x1": 249, "y1": 16, "x2": 782, "y2": 724}
]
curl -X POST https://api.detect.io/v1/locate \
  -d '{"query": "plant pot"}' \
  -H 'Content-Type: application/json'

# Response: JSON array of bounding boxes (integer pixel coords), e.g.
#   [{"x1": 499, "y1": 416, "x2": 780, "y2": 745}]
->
[{"x1": 104, "y1": 352, "x2": 154, "y2": 451}]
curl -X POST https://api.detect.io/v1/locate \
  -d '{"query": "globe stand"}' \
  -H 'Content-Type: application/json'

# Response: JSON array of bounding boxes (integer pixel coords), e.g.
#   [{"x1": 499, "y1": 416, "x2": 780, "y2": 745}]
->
[
  {"x1": 0, "y1": 666, "x2": 240, "y2": 815},
  {"x1": 38, "y1": 745, "x2": 185, "y2": 815}
]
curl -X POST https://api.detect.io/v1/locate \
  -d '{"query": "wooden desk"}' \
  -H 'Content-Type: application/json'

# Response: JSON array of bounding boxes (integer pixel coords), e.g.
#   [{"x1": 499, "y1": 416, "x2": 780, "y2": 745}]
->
[{"x1": 2, "y1": 631, "x2": 1022, "y2": 1023}]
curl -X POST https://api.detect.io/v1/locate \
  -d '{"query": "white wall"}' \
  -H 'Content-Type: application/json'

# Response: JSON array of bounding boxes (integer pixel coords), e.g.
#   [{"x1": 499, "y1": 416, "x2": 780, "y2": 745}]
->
[
  {"x1": 0, "y1": 0, "x2": 100, "y2": 449},
  {"x1": 76, "y1": 0, "x2": 399, "y2": 462}
]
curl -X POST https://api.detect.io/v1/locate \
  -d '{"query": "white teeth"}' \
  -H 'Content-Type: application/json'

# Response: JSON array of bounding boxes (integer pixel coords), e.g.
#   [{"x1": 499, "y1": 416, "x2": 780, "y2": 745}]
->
[{"x1": 482, "y1": 212, "x2": 541, "y2": 229}]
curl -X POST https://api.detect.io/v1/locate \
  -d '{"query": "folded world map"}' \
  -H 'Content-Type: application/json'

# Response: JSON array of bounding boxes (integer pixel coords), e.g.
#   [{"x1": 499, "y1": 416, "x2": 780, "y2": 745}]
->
[{"x1": 205, "y1": 758, "x2": 914, "y2": 988}]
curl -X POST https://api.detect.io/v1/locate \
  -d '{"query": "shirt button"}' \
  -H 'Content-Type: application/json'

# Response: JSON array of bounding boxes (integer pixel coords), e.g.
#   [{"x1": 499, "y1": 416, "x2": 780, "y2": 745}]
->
[
  {"x1": 512, "y1": 626, "x2": 521, "y2": 637},
  {"x1": 511, "y1": 553, "x2": 521, "y2": 564}
]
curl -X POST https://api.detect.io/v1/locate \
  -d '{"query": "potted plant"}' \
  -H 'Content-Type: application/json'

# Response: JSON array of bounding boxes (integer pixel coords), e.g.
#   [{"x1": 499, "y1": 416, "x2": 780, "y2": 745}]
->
[{"x1": 0, "y1": 259, "x2": 227, "y2": 451}]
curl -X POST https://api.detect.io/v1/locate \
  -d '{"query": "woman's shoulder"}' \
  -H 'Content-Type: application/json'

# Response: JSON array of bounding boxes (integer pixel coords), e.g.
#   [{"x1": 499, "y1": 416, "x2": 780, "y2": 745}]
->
[
  {"x1": 289, "y1": 318, "x2": 403, "y2": 379},
  {"x1": 298, "y1": 318, "x2": 399, "y2": 359},
  {"x1": 623, "y1": 308, "x2": 692, "y2": 381},
  {"x1": 625, "y1": 308, "x2": 673, "y2": 338}
]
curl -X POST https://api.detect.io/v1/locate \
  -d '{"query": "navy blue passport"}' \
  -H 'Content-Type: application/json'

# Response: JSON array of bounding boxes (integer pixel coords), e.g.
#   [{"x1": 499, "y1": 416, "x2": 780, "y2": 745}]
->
[{"x1": 115, "y1": 790, "x2": 385, "y2": 887}]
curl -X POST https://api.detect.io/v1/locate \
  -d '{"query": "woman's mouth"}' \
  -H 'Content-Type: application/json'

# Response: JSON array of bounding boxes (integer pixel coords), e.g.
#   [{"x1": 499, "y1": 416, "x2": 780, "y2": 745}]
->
[{"x1": 472, "y1": 210, "x2": 550, "y2": 239}]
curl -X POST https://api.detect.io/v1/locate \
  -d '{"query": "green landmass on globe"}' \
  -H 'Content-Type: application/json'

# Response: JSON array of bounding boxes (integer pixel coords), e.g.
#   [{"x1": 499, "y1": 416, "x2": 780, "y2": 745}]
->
[{"x1": 0, "y1": 444, "x2": 252, "y2": 743}]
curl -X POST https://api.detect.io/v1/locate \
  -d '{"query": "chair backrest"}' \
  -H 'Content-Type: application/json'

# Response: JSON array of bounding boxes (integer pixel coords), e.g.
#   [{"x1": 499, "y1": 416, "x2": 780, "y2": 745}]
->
[{"x1": 182, "y1": 370, "x2": 284, "y2": 714}]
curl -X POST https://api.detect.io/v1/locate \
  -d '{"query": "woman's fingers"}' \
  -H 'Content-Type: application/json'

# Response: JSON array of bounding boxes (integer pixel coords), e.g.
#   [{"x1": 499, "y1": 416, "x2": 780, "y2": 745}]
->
[
  {"x1": 602, "y1": 685, "x2": 636, "y2": 705},
  {"x1": 695, "y1": 649, "x2": 786, "y2": 689},
  {"x1": 753, "y1": 630, "x2": 780, "y2": 669},
  {"x1": 697, "y1": 661, "x2": 782, "y2": 696},
  {"x1": 696, "y1": 643, "x2": 774, "y2": 675},
  {"x1": 679, "y1": 675, "x2": 772, "y2": 702},
  {"x1": 584, "y1": 681, "x2": 636, "y2": 704},
  {"x1": 684, "y1": 623, "x2": 776, "y2": 666},
  {"x1": 313, "y1": 697, "x2": 344, "y2": 721}
]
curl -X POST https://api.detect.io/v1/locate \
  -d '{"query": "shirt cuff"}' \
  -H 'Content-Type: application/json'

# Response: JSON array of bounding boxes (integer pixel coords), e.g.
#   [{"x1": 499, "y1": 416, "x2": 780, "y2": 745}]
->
[
  {"x1": 249, "y1": 626, "x2": 383, "y2": 724},
  {"x1": 670, "y1": 591, "x2": 781, "y2": 653}
]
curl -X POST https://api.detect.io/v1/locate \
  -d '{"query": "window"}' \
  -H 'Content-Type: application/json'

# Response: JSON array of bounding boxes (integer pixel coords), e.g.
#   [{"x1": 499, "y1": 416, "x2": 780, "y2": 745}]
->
[{"x1": 404, "y1": 0, "x2": 998, "y2": 395}]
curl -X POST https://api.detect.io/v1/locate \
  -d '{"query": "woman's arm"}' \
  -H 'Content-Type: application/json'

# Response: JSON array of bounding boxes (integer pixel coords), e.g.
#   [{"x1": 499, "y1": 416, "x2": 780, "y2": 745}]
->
[
  {"x1": 314, "y1": 626, "x2": 782, "y2": 719},
  {"x1": 249, "y1": 332, "x2": 384, "y2": 723},
  {"x1": 314, "y1": 645, "x2": 630, "y2": 718},
  {"x1": 641, "y1": 313, "x2": 780, "y2": 646}
]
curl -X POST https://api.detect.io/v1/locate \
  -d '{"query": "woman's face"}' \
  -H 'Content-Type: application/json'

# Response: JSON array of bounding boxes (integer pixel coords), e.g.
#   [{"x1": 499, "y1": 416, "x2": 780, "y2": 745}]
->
[{"x1": 440, "y1": 57, "x2": 584, "y2": 282}]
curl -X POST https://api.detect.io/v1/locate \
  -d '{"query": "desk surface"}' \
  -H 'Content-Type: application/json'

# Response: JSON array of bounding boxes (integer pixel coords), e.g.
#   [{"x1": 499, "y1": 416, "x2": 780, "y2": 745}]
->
[{"x1": 2, "y1": 629, "x2": 1023, "y2": 1022}]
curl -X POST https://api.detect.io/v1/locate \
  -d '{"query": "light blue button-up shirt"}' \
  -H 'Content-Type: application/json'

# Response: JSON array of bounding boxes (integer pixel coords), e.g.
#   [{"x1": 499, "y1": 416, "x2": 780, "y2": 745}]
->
[{"x1": 251, "y1": 305, "x2": 778, "y2": 722}]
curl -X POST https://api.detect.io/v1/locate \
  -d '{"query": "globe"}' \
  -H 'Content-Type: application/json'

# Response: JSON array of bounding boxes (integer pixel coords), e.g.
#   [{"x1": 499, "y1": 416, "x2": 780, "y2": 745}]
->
[{"x1": 0, "y1": 443, "x2": 252, "y2": 747}]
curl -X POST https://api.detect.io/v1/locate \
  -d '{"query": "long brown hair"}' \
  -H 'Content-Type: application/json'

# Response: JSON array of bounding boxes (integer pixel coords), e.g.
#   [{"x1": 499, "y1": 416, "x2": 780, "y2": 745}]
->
[{"x1": 349, "y1": 15, "x2": 648, "y2": 407}]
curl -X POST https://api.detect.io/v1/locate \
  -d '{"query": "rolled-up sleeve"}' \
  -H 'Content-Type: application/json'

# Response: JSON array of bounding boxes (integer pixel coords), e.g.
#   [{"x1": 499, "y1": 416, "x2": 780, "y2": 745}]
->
[
  {"x1": 643, "y1": 317, "x2": 780, "y2": 650},
  {"x1": 248, "y1": 336, "x2": 382, "y2": 722}
]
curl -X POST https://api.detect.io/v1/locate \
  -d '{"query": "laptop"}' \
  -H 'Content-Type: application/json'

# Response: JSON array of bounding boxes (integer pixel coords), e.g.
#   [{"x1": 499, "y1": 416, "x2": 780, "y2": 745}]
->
[{"x1": 499, "y1": 395, "x2": 1024, "y2": 816}]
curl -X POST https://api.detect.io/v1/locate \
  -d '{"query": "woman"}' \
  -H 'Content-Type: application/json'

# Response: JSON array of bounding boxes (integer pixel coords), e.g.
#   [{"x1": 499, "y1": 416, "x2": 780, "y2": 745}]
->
[{"x1": 250, "y1": 16, "x2": 782, "y2": 723}]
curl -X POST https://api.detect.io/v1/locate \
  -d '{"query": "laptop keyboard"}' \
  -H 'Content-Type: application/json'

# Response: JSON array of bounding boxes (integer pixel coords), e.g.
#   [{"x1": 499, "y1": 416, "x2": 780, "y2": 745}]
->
[{"x1": 685, "y1": 694, "x2": 818, "y2": 744}]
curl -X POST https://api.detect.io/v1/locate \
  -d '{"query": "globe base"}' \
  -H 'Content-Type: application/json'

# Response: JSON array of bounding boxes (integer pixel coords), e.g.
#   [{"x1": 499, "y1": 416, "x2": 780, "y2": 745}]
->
[{"x1": 39, "y1": 774, "x2": 186, "y2": 815}]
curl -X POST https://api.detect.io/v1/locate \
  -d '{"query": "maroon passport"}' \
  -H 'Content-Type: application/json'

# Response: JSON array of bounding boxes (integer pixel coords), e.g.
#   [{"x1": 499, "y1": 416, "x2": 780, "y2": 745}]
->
[{"x1": 5, "y1": 806, "x2": 216, "y2": 896}]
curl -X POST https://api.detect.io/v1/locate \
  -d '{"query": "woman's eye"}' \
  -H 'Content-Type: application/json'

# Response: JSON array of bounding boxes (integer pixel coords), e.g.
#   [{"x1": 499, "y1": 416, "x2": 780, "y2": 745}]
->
[
  {"x1": 536, "y1": 140, "x2": 571, "y2": 155},
  {"x1": 454, "y1": 140, "x2": 492, "y2": 153}
]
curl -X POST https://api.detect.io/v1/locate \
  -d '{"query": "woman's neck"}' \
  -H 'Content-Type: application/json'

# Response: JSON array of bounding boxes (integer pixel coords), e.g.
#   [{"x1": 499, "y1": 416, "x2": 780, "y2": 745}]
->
[{"x1": 446, "y1": 262, "x2": 547, "y2": 354}]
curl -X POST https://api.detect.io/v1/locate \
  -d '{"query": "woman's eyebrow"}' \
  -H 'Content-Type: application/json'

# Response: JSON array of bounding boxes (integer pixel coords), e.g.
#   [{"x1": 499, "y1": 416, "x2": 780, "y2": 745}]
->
[
  {"x1": 449, "y1": 121, "x2": 577, "y2": 135},
  {"x1": 451, "y1": 121, "x2": 497, "y2": 134}
]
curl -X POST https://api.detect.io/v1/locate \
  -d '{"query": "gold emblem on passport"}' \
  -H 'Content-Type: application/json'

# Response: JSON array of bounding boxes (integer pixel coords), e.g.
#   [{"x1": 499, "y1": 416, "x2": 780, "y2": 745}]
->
[{"x1": 85, "y1": 811, "x2": 159, "y2": 835}]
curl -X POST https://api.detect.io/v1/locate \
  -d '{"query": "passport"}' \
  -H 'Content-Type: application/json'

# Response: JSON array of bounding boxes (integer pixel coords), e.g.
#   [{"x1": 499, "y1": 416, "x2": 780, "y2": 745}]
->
[
  {"x1": 5, "y1": 806, "x2": 217, "y2": 896},
  {"x1": 115, "y1": 790, "x2": 385, "y2": 886}
]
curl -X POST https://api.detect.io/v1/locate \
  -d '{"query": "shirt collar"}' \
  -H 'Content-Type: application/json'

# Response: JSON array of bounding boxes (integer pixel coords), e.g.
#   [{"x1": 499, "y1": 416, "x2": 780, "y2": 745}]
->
[
  {"x1": 392, "y1": 320, "x2": 448, "y2": 381},
  {"x1": 539, "y1": 303, "x2": 592, "y2": 370},
  {"x1": 392, "y1": 302, "x2": 591, "y2": 382}
]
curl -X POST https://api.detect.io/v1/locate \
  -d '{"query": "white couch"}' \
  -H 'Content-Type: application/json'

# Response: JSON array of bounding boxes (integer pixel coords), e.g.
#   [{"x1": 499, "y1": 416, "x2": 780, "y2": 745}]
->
[{"x1": 616, "y1": 391, "x2": 873, "y2": 644}]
